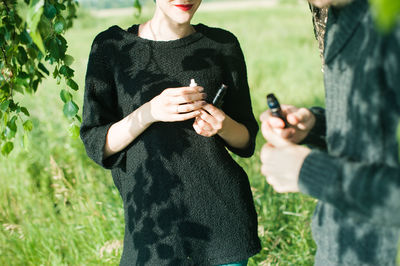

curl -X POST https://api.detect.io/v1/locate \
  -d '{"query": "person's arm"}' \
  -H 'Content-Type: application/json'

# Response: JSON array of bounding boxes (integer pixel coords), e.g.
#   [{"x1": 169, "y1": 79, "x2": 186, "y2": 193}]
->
[
  {"x1": 193, "y1": 33, "x2": 258, "y2": 157},
  {"x1": 104, "y1": 86, "x2": 206, "y2": 158},
  {"x1": 261, "y1": 23, "x2": 400, "y2": 226},
  {"x1": 299, "y1": 151, "x2": 400, "y2": 227}
]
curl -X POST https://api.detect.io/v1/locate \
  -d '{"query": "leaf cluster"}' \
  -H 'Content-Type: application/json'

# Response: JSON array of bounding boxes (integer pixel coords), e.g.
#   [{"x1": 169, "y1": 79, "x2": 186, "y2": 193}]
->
[{"x1": 0, "y1": 0, "x2": 80, "y2": 155}]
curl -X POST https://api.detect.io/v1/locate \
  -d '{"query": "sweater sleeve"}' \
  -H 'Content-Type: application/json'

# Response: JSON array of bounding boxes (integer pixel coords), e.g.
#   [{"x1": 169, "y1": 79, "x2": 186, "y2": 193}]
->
[
  {"x1": 299, "y1": 106, "x2": 327, "y2": 150},
  {"x1": 299, "y1": 150, "x2": 400, "y2": 227},
  {"x1": 80, "y1": 33, "x2": 125, "y2": 169},
  {"x1": 220, "y1": 35, "x2": 259, "y2": 158}
]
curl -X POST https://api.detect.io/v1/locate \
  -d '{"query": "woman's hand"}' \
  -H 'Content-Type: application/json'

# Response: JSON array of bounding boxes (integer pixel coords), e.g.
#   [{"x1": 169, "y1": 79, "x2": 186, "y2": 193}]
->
[
  {"x1": 149, "y1": 86, "x2": 206, "y2": 123},
  {"x1": 193, "y1": 104, "x2": 226, "y2": 137}
]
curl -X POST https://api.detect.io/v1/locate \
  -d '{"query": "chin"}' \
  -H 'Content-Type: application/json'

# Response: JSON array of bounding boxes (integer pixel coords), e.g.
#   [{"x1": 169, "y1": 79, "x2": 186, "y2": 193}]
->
[{"x1": 172, "y1": 14, "x2": 193, "y2": 24}]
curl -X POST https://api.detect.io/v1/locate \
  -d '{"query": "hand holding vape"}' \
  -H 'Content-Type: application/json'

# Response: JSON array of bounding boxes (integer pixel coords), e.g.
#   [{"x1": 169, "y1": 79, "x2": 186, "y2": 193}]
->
[{"x1": 267, "y1": 93, "x2": 288, "y2": 128}]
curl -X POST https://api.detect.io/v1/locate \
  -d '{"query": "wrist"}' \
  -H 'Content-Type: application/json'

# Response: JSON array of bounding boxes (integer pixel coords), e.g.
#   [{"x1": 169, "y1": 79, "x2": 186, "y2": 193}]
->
[{"x1": 128, "y1": 102, "x2": 154, "y2": 132}]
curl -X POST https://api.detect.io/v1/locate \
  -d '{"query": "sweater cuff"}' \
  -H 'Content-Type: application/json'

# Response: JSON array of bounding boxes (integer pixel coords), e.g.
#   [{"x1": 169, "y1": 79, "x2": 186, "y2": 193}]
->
[
  {"x1": 299, "y1": 107, "x2": 327, "y2": 149},
  {"x1": 298, "y1": 150, "x2": 341, "y2": 201},
  {"x1": 81, "y1": 123, "x2": 126, "y2": 170}
]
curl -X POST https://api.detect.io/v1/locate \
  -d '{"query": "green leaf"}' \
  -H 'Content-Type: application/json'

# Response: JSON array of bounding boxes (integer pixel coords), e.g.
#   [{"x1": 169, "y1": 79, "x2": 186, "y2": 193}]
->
[
  {"x1": 17, "y1": 46, "x2": 28, "y2": 64},
  {"x1": 67, "y1": 79, "x2": 78, "y2": 91},
  {"x1": 64, "y1": 54, "x2": 74, "y2": 66},
  {"x1": 75, "y1": 114, "x2": 82, "y2": 123},
  {"x1": 27, "y1": 0, "x2": 45, "y2": 53},
  {"x1": 1, "y1": 142, "x2": 14, "y2": 156},
  {"x1": 4, "y1": 126, "x2": 16, "y2": 139},
  {"x1": 23, "y1": 120, "x2": 33, "y2": 132},
  {"x1": 8, "y1": 116, "x2": 17, "y2": 131},
  {"x1": 0, "y1": 100, "x2": 10, "y2": 112},
  {"x1": 20, "y1": 107, "x2": 30, "y2": 117},
  {"x1": 47, "y1": 38, "x2": 60, "y2": 60},
  {"x1": 68, "y1": 124, "x2": 80, "y2": 138},
  {"x1": 38, "y1": 63, "x2": 49, "y2": 75},
  {"x1": 30, "y1": 29, "x2": 45, "y2": 55},
  {"x1": 59, "y1": 65, "x2": 74, "y2": 78},
  {"x1": 54, "y1": 21, "x2": 64, "y2": 34},
  {"x1": 44, "y1": 3, "x2": 57, "y2": 20},
  {"x1": 63, "y1": 100, "x2": 78, "y2": 119},
  {"x1": 23, "y1": 132, "x2": 30, "y2": 150},
  {"x1": 60, "y1": 89, "x2": 72, "y2": 103},
  {"x1": 20, "y1": 30, "x2": 33, "y2": 45},
  {"x1": 27, "y1": 0, "x2": 44, "y2": 31}
]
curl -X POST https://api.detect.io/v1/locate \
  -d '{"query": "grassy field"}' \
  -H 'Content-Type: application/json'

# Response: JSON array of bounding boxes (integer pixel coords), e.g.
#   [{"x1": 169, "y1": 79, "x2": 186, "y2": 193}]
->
[{"x1": 0, "y1": 3, "x2": 325, "y2": 265}]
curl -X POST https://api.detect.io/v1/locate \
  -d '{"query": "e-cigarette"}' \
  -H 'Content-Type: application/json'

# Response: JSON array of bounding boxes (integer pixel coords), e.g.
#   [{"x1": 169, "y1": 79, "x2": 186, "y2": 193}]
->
[
  {"x1": 267, "y1": 93, "x2": 288, "y2": 128},
  {"x1": 212, "y1": 84, "x2": 228, "y2": 108}
]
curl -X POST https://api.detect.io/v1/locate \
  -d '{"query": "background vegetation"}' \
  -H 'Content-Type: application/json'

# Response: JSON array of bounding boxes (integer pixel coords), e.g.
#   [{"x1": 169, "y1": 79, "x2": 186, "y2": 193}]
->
[{"x1": 0, "y1": 1, "x2": 352, "y2": 265}]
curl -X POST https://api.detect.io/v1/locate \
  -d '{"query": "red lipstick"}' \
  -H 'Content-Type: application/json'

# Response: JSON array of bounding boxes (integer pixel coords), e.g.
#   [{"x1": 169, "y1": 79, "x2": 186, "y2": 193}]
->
[{"x1": 174, "y1": 4, "x2": 193, "y2": 11}]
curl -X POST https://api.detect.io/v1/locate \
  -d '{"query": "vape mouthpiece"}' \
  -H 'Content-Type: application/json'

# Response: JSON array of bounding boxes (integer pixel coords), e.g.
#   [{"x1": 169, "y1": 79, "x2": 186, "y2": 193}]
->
[
  {"x1": 190, "y1": 79, "x2": 197, "y2": 87},
  {"x1": 266, "y1": 93, "x2": 280, "y2": 110}
]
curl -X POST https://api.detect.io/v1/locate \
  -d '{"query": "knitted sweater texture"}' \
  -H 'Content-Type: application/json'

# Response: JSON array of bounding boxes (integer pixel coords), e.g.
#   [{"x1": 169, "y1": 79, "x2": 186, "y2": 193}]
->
[
  {"x1": 299, "y1": 0, "x2": 400, "y2": 265},
  {"x1": 80, "y1": 24, "x2": 261, "y2": 266}
]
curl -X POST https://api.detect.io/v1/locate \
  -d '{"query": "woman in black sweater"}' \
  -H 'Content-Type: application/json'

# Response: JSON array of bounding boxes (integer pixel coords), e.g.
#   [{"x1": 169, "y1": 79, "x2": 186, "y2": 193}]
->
[{"x1": 80, "y1": 0, "x2": 261, "y2": 265}]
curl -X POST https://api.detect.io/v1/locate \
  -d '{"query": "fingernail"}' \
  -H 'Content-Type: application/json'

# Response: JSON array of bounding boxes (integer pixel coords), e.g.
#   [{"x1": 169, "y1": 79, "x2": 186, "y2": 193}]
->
[
  {"x1": 198, "y1": 87, "x2": 204, "y2": 92},
  {"x1": 201, "y1": 93, "x2": 207, "y2": 99},
  {"x1": 200, "y1": 101, "x2": 206, "y2": 106}
]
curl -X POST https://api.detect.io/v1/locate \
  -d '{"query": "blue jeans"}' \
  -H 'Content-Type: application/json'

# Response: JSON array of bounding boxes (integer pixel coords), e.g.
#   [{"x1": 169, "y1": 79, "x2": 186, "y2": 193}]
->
[{"x1": 217, "y1": 259, "x2": 248, "y2": 266}]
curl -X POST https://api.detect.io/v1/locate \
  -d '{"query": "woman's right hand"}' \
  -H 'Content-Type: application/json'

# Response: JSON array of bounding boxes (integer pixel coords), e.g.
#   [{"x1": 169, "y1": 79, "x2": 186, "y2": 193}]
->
[{"x1": 149, "y1": 86, "x2": 206, "y2": 122}]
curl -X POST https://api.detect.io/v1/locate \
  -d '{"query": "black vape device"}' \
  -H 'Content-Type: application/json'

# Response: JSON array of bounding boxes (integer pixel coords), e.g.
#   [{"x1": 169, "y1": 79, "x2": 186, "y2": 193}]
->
[
  {"x1": 212, "y1": 84, "x2": 228, "y2": 108},
  {"x1": 267, "y1": 93, "x2": 288, "y2": 128}
]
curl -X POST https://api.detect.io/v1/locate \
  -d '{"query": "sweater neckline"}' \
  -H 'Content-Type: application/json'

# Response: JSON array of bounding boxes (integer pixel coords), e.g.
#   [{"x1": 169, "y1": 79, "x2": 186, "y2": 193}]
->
[{"x1": 120, "y1": 23, "x2": 204, "y2": 48}]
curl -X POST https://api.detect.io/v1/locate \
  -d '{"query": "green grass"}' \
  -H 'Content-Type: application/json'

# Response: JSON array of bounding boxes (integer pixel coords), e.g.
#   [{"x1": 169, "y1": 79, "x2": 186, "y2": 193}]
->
[{"x1": 0, "y1": 3, "x2": 324, "y2": 265}]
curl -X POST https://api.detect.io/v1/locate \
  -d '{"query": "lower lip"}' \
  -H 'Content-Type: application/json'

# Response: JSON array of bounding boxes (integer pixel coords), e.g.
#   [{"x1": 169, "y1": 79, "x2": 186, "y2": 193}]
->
[{"x1": 175, "y1": 5, "x2": 193, "y2": 11}]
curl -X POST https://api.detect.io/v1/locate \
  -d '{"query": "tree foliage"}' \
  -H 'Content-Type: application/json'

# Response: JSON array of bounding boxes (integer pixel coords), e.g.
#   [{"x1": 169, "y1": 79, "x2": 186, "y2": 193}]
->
[
  {"x1": 369, "y1": 0, "x2": 400, "y2": 32},
  {"x1": 0, "y1": 0, "x2": 79, "y2": 156}
]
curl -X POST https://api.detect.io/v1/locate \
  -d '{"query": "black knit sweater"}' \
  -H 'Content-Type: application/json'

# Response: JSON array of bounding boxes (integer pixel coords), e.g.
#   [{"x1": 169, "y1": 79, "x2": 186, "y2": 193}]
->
[
  {"x1": 299, "y1": 0, "x2": 400, "y2": 265},
  {"x1": 80, "y1": 24, "x2": 261, "y2": 265}
]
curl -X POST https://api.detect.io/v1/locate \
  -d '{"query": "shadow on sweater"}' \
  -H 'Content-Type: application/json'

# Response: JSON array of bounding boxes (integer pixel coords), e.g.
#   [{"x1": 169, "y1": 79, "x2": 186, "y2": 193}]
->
[
  {"x1": 107, "y1": 38, "x2": 228, "y2": 265},
  {"x1": 313, "y1": 5, "x2": 400, "y2": 264}
]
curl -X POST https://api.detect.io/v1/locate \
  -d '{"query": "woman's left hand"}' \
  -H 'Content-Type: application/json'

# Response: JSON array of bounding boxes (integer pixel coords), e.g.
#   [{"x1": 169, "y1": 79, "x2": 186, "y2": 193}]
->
[{"x1": 193, "y1": 104, "x2": 226, "y2": 137}]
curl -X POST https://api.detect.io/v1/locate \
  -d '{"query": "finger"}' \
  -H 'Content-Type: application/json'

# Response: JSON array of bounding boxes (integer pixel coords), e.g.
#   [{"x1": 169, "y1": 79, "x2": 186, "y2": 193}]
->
[
  {"x1": 199, "y1": 110, "x2": 220, "y2": 130},
  {"x1": 261, "y1": 120, "x2": 292, "y2": 148},
  {"x1": 171, "y1": 110, "x2": 201, "y2": 121},
  {"x1": 193, "y1": 118, "x2": 212, "y2": 137},
  {"x1": 176, "y1": 101, "x2": 206, "y2": 113},
  {"x1": 197, "y1": 117, "x2": 213, "y2": 132},
  {"x1": 259, "y1": 110, "x2": 271, "y2": 122},
  {"x1": 280, "y1": 127, "x2": 296, "y2": 139},
  {"x1": 286, "y1": 108, "x2": 311, "y2": 127},
  {"x1": 170, "y1": 93, "x2": 207, "y2": 104},
  {"x1": 163, "y1": 86, "x2": 204, "y2": 96},
  {"x1": 201, "y1": 104, "x2": 224, "y2": 120},
  {"x1": 268, "y1": 116, "x2": 286, "y2": 129}
]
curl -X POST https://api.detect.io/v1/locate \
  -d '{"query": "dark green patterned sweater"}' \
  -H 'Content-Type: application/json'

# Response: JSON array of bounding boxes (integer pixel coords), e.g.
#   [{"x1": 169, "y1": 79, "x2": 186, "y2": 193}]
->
[
  {"x1": 300, "y1": 0, "x2": 400, "y2": 265},
  {"x1": 80, "y1": 24, "x2": 261, "y2": 266}
]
